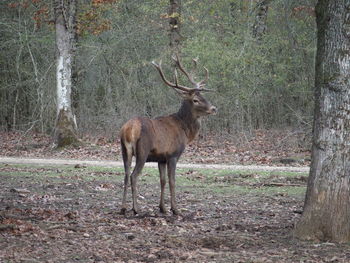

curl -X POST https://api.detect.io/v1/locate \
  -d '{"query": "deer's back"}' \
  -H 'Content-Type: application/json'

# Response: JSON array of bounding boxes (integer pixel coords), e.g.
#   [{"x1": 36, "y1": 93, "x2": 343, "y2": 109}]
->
[{"x1": 120, "y1": 116, "x2": 187, "y2": 162}]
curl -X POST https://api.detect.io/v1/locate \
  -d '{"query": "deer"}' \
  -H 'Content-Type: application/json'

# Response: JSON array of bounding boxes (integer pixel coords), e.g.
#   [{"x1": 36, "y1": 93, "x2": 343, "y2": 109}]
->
[{"x1": 120, "y1": 55, "x2": 217, "y2": 215}]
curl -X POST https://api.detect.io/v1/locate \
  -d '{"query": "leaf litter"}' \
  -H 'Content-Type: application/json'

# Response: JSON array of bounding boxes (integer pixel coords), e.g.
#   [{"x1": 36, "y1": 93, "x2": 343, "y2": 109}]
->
[
  {"x1": 0, "y1": 130, "x2": 311, "y2": 166},
  {"x1": 0, "y1": 164, "x2": 349, "y2": 262}
]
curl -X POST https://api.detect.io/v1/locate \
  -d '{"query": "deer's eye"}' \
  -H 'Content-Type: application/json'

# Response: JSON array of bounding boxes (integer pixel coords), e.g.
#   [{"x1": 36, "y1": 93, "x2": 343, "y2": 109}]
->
[{"x1": 193, "y1": 99, "x2": 200, "y2": 104}]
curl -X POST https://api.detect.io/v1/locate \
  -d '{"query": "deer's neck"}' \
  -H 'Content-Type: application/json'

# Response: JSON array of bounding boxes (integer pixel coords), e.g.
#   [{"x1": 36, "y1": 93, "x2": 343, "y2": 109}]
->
[{"x1": 175, "y1": 100, "x2": 200, "y2": 143}]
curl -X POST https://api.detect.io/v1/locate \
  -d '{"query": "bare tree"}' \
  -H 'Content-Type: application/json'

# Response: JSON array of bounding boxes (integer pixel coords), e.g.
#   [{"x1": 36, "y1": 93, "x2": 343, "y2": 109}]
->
[
  {"x1": 294, "y1": 0, "x2": 350, "y2": 242},
  {"x1": 169, "y1": 0, "x2": 182, "y2": 52},
  {"x1": 53, "y1": 0, "x2": 80, "y2": 147}
]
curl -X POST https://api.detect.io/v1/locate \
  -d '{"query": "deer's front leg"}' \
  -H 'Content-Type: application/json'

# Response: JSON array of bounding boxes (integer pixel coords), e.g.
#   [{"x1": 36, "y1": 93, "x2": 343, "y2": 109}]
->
[
  {"x1": 158, "y1": 162, "x2": 167, "y2": 213},
  {"x1": 167, "y1": 158, "x2": 179, "y2": 215}
]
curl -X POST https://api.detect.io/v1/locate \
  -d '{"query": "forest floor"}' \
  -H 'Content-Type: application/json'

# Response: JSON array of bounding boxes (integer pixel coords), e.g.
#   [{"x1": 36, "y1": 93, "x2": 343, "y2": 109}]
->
[
  {"x1": 1, "y1": 130, "x2": 349, "y2": 263},
  {"x1": 0, "y1": 129, "x2": 311, "y2": 166}
]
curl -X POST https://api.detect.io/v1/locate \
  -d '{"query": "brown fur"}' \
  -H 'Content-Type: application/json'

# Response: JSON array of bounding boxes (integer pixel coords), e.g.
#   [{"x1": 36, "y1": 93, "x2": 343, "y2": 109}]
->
[
  {"x1": 120, "y1": 58, "x2": 216, "y2": 215},
  {"x1": 121, "y1": 119, "x2": 141, "y2": 142},
  {"x1": 120, "y1": 98, "x2": 216, "y2": 215}
]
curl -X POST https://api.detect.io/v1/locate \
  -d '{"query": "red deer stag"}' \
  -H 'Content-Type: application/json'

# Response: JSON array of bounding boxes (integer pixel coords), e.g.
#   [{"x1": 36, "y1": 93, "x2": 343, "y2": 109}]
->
[{"x1": 120, "y1": 55, "x2": 217, "y2": 215}]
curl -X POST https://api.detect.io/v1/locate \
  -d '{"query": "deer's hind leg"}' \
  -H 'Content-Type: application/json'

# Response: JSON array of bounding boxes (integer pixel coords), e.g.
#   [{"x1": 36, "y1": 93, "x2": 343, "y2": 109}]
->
[
  {"x1": 130, "y1": 139, "x2": 150, "y2": 215},
  {"x1": 120, "y1": 141, "x2": 133, "y2": 215}
]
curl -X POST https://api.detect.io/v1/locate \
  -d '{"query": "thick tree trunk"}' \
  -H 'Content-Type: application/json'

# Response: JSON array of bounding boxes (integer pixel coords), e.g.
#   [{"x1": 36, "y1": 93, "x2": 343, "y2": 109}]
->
[
  {"x1": 169, "y1": 0, "x2": 181, "y2": 52},
  {"x1": 252, "y1": 0, "x2": 270, "y2": 39},
  {"x1": 53, "y1": 0, "x2": 79, "y2": 148},
  {"x1": 294, "y1": 0, "x2": 350, "y2": 242}
]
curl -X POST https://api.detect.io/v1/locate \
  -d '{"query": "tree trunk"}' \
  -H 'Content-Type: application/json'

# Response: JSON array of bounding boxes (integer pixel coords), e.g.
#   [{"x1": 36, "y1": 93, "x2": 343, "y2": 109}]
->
[
  {"x1": 53, "y1": 0, "x2": 80, "y2": 148},
  {"x1": 294, "y1": 0, "x2": 350, "y2": 242},
  {"x1": 169, "y1": 0, "x2": 182, "y2": 53},
  {"x1": 252, "y1": 0, "x2": 270, "y2": 39}
]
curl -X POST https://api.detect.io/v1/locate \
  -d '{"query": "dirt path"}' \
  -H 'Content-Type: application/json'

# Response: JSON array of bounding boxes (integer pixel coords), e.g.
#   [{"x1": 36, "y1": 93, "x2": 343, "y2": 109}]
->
[{"x1": 0, "y1": 156, "x2": 309, "y2": 173}]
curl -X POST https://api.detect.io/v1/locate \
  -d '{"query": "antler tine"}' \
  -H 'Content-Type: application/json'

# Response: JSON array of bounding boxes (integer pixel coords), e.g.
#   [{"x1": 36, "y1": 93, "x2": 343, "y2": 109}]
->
[
  {"x1": 151, "y1": 60, "x2": 194, "y2": 93},
  {"x1": 198, "y1": 67, "x2": 209, "y2": 87},
  {"x1": 172, "y1": 68, "x2": 187, "y2": 96},
  {"x1": 173, "y1": 68, "x2": 179, "y2": 86},
  {"x1": 172, "y1": 54, "x2": 210, "y2": 91},
  {"x1": 190, "y1": 58, "x2": 198, "y2": 75},
  {"x1": 192, "y1": 58, "x2": 198, "y2": 67},
  {"x1": 172, "y1": 54, "x2": 197, "y2": 86},
  {"x1": 152, "y1": 60, "x2": 175, "y2": 88},
  {"x1": 197, "y1": 87, "x2": 213, "y2": 92}
]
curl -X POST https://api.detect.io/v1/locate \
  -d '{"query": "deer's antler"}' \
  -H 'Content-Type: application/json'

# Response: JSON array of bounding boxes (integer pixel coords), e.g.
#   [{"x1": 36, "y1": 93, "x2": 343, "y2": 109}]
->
[{"x1": 152, "y1": 55, "x2": 211, "y2": 93}]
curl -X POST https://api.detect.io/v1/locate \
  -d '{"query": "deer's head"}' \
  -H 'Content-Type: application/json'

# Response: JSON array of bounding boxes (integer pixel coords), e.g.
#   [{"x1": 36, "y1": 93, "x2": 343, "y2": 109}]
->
[{"x1": 152, "y1": 55, "x2": 217, "y2": 117}]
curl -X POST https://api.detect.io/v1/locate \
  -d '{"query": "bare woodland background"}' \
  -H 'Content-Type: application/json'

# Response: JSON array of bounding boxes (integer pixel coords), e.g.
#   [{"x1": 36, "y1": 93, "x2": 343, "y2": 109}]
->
[{"x1": 0, "y1": 0, "x2": 316, "y2": 139}]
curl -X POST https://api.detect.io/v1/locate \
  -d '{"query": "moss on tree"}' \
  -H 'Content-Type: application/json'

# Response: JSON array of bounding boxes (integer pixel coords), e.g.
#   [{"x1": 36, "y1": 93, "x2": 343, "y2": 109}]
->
[{"x1": 54, "y1": 109, "x2": 81, "y2": 148}]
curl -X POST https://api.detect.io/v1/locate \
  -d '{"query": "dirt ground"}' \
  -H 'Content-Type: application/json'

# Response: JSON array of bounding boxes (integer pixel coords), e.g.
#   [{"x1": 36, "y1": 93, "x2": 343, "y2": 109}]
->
[{"x1": 1, "y1": 164, "x2": 349, "y2": 263}]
